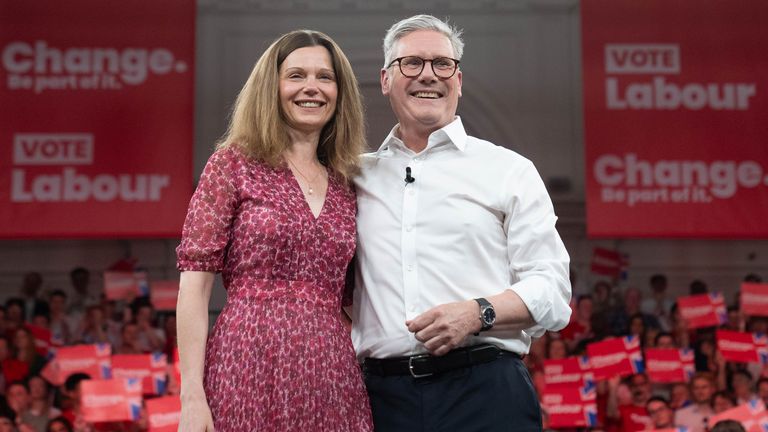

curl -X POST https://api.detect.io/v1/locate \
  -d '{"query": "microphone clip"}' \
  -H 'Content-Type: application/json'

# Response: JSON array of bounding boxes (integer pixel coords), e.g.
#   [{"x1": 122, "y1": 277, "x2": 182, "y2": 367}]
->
[{"x1": 404, "y1": 166, "x2": 416, "y2": 184}]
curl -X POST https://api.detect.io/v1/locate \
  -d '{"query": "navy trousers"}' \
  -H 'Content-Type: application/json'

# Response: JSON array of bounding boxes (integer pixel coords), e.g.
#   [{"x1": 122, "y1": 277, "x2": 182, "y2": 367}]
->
[{"x1": 364, "y1": 354, "x2": 542, "y2": 432}]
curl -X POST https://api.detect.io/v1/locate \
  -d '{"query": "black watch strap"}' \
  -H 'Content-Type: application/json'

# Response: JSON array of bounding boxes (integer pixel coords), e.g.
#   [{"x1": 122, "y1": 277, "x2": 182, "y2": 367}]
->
[{"x1": 473, "y1": 297, "x2": 495, "y2": 334}]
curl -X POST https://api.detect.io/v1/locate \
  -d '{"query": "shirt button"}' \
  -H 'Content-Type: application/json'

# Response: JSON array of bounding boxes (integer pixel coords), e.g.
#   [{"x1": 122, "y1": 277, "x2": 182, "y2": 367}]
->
[
  {"x1": 406, "y1": 225, "x2": 413, "y2": 232},
  {"x1": 407, "y1": 264, "x2": 414, "y2": 272}
]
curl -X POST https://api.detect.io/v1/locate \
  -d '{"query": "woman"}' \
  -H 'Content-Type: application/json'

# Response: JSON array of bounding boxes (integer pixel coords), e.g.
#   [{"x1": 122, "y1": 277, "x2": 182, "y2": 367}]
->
[{"x1": 176, "y1": 30, "x2": 370, "y2": 431}]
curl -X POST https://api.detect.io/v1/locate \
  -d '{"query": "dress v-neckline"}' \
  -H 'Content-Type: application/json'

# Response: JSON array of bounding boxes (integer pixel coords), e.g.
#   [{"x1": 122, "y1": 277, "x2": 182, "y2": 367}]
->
[{"x1": 286, "y1": 166, "x2": 328, "y2": 221}]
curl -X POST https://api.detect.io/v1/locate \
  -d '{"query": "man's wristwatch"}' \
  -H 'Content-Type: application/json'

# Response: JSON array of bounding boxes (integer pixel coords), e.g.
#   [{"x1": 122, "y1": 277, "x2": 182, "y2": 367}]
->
[{"x1": 473, "y1": 297, "x2": 496, "y2": 335}]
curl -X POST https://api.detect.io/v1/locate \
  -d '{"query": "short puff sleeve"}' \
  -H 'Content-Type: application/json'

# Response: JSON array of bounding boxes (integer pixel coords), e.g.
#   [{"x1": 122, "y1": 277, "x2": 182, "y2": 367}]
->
[{"x1": 176, "y1": 148, "x2": 240, "y2": 272}]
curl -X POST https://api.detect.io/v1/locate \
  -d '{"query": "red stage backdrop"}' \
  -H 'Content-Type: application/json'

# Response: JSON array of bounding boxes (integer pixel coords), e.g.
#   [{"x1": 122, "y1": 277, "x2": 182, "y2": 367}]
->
[
  {"x1": 582, "y1": 0, "x2": 768, "y2": 238},
  {"x1": 0, "y1": 0, "x2": 194, "y2": 238}
]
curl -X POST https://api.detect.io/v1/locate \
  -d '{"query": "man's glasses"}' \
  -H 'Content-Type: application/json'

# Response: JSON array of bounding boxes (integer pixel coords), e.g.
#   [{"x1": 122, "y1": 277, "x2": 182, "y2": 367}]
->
[{"x1": 388, "y1": 56, "x2": 460, "y2": 79}]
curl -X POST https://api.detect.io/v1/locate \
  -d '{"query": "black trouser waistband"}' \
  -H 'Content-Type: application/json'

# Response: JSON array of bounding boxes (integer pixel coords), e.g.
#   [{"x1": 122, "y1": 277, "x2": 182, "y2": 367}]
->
[{"x1": 363, "y1": 344, "x2": 520, "y2": 378}]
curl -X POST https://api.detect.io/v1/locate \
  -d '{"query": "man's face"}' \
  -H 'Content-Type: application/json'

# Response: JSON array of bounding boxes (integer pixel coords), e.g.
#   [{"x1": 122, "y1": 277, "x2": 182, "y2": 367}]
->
[
  {"x1": 7, "y1": 383, "x2": 30, "y2": 411},
  {"x1": 691, "y1": 378, "x2": 714, "y2": 404},
  {"x1": 630, "y1": 374, "x2": 651, "y2": 404},
  {"x1": 646, "y1": 400, "x2": 673, "y2": 428},
  {"x1": 381, "y1": 30, "x2": 462, "y2": 136}
]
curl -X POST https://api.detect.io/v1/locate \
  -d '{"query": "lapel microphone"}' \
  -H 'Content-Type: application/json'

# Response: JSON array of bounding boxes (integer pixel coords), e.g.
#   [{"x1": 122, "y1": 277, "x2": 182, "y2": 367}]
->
[{"x1": 404, "y1": 166, "x2": 416, "y2": 184}]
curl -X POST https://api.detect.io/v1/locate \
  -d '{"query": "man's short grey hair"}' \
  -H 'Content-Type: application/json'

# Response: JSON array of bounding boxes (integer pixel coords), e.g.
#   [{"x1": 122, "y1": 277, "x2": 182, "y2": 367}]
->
[{"x1": 382, "y1": 14, "x2": 464, "y2": 68}]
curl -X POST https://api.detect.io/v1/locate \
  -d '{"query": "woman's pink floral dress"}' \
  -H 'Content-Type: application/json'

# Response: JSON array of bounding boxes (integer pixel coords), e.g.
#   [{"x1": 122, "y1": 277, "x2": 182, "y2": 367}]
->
[{"x1": 176, "y1": 147, "x2": 372, "y2": 431}]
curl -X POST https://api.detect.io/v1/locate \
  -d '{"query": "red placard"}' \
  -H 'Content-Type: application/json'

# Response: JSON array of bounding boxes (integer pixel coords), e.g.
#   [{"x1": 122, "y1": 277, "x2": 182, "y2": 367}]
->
[
  {"x1": 590, "y1": 247, "x2": 629, "y2": 277},
  {"x1": 717, "y1": 330, "x2": 768, "y2": 364},
  {"x1": 707, "y1": 399, "x2": 768, "y2": 432},
  {"x1": 644, "y1": 348, "x2": 695, "y2": 383},
  {"x1": 81, "y1": 378, "x2": 142, "y2": 423},
  {"x1": 41, "y1": 343, "x2": 111, "y2": 386},
  {"x1": 542, "y1": 384, "x2": 598, "y2": 428},
  {"x1": 0, "y1": 0, "x2": 194, "y2": 238},
  {"x1": 587, "y1": 336, "x2": 644, "y2": 380},
  {"x1": 111, "y1": 353, "x2": 168, "y2": 395},
  {"x1": 582, "y1": 0, "x2": 768, "y2": 238},
  {"x1": 151, "y1": 280, "x2": 179, "y2": 311},
  {"x1": 543, "y1": 356, "x2": 593, "y2": 388},
  {"x1": 26, "y1": 324, "x2": 52, "y2": 356},
  {"x1": 677, "y1": 292, "x2": 727, "y2": 329},
  {"x1": 146, "y1": 396, "x2": 181, "y2": 432},
  {"x1": 742, "y1": 283, "x2": 768, "y2": 317}
]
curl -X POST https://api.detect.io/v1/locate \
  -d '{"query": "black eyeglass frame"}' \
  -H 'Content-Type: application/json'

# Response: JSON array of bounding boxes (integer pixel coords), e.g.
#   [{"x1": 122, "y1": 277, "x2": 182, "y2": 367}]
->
[{"x1": 387, "y1": 56, "x2": 461, "y2": 79}]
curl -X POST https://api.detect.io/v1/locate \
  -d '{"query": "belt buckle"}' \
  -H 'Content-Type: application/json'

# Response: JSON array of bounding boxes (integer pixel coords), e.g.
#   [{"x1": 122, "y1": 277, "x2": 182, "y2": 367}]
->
[{"x1": 408, "y1": 354, "x2": 433, "y2": 378}]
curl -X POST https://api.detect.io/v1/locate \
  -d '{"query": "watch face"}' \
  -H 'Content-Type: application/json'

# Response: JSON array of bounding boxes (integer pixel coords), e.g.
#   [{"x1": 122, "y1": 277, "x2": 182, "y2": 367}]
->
[{"x1": 482, "y1": 307, "x2": 496, "y2": 324}]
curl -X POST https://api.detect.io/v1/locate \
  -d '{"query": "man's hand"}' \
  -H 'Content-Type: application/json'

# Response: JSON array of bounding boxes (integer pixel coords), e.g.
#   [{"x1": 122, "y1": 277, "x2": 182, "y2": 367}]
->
[{"x1": 406, "y1": 300, "x2": 481, "y2": 356}]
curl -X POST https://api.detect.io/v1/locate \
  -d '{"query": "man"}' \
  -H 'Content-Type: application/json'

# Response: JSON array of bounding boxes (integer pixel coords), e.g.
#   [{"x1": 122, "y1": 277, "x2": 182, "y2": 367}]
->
[
  {"x1": 675, "y1": 372, "x2": 715, "y2": 432},
  {"x1": 646, "y1": 396, "x2": 676, "y2": 430},
  {"x1": 352, "y1": 14, "x2": 571, "y2": 431},
  {"x1": 607, "y1": 373, "x2": 653, "y2": 431},
  {"x1": 641, "y1": 273, "x2": 673, "y2": 331}
]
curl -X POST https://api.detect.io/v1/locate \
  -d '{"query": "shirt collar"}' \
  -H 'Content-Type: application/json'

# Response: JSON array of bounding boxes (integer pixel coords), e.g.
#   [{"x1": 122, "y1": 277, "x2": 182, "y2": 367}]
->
[{"x1": 375, "y1": 116, "x2": 468, "y2": 157}]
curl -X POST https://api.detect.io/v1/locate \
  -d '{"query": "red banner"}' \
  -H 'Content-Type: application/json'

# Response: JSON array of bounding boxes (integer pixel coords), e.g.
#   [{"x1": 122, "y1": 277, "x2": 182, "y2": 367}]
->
[
  {"x1": 111, "y1": 353, "x2": 167, "y2": 395},
  {"x1": 543, "y1": 356, "x2": 594, "y2": 388},
  {"x1": 41, "y1": 343, "x2": 111, "y2": 386},
  {"x1": 644, "y1": 348, "x2": 695, "y2": 383},
  {"x1": 103, "y1": 271, "x2": 149, "y2": 300},
  {"x1": 707, "y1": 399, "x2": 768, "y2": 432},
  {"x1": 151, "y1": 280, "x2": 179, "y2": 311},
  {"x1": 582, "y1": 0, "x2": 768, "y2": 238},
  {"x1": 677, "y1": 292, "x2": 727, "y2": 329},
  {"x1": 0, "y1": 0, "x2": 194, "y2": 238},
  {"x1": 590, "y1": 247, "x2": 628, "y2": 277},
  {"x1": 26, "y1": 324, "x2": 52, "y2": 356},
  {"x1": 146, "y1": 396, "x2": 181, "y2": 432},
  {"x1": 717, "y1": 330, "x2": 768, "y2": 364},
  {"x1": 542, "y1": 384, "x2": 598, "y2": 428},
  {"x1": 81, "y1": 378, "x2": 142, "y2": 423},
  {"x1": 742, "y1": 283, "x2": 768, "y2": 317},
  {"x1": 587, "y1": 336, "x2": 644, "y2": 380}
]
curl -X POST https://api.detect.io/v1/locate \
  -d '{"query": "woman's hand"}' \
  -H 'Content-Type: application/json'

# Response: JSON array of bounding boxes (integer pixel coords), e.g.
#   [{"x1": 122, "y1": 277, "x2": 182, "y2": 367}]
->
[{"x1": 179, "y1": 390, "x2": 215, "y2": 432}]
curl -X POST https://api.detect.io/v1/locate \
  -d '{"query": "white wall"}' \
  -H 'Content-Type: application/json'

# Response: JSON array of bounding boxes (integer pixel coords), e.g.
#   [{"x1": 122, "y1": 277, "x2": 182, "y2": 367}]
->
[{"x1": 1, "y1": 0, "x2": 765, "y2": 308}]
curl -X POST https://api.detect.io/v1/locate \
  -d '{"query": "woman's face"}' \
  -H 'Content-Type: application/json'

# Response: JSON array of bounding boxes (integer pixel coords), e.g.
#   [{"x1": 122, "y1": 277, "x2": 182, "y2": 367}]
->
[
  {"x1": 279, "y1": 46, "x2": 338, "y2": 135},
  {"x1": 14, "y1": 328, "x2": 32, "y2": 350}
]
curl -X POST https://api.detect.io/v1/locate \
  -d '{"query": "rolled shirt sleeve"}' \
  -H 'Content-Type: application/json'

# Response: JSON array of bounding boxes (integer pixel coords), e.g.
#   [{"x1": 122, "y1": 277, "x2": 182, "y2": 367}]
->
[{"x1": 503, "y1": 161, "x2": 572, "y2": 336}]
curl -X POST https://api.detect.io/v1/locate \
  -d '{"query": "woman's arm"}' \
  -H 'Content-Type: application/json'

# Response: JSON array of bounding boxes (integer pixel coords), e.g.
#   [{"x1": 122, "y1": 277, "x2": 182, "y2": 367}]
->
[{"x1": 177, "y1": 270, "x2": 216, "y2": 431}]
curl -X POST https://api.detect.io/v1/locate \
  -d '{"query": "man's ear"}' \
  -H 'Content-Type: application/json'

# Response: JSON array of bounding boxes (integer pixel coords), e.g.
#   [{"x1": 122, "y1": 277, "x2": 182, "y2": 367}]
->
[
  {"x1": 381, "y1": 68, "x2": 390, "y2": 96},
  {"x1": 456, "y1": 69, "x2": 462, "y2": 98}
]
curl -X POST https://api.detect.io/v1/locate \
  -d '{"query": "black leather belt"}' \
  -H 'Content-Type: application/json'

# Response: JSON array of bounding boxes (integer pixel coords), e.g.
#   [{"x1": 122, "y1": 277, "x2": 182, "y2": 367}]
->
[{"x1": 363, "y1": 344, "x2": 518, "y2": 378}]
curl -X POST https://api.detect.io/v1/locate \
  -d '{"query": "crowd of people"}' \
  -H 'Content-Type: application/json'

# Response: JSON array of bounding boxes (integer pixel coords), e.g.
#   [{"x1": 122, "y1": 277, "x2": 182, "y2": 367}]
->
[
  {"x1": 529, "y1": 272, "x2": 765, "y2": 432},
  {"x1": 1, "y1": 266, "x2": 763, "y2": 431},
  {"x1": 0, "y1": 268, "x2": 177, "y2": 432}
]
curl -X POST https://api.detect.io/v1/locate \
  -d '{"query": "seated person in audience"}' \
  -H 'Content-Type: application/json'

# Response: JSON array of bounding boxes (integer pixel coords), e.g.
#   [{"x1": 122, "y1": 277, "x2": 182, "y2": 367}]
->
[
  {"x1": 130, "y1": 301, "x2": 164, "y2": 353},
  {"x1": 591, "y1": 281, "x2": 614, "y2": 314},
  {"x1": 560, "y1": 295, "x2": 593, "y2": 351},
  {"x1": 4, "y1": 299, "x2": 26, "y2": 339},
  {"x1": 646, "y1": 396, "x2": 677, "y2": 430},
  {"x1": 546, "y1": 337, "x2": 568, "y2": 360},
  {"x1": 730, "y1": 369, "x2": 756, "y2": 404},
  {"x1": 724, "y1": 306, "x2": 745, "y2": 332},
  {"x1": 711, "y1": 390, "x2": 736, "y2": 414},
  {"x1": 45, "y1": 417, "x2": 73, "y2": 432},
  {"x1": 76, "y1": 306, "x2": 119, "y2": 347},
  {"x1": 607, "y1": 373, "x2": 653, "y2": 431},
  {"x1": 115, "y1": 323, "x2": 142, "y2": 355},
  {"x1": 628, "y1": 313, "x2": 648, "y2": 344},
  {"x1": 710, "y1": 419, "x2": 747, "y2": 432},
  {"x1": 670, "y1": 382, "x2": 692, "y2": 409},
  {"x1": 5, "y1": 380, "x2": 46, "y2": 431},
  {"x1": 59, "y1": 373, "x2": 89, "y2": 430},
  {"x1": 20, "y1": 272, "x2": 49, "y2": 324},
  {"x1": 609, "y1": 287, "x2": 660, "y2": 336},
  {"x1": 3, "y1": 327, "x2": 46, "y2": 383},
  {"x1": 655, "y1": 332, "x2": 678, "y2": 349},
  {"x1": 675, "y1": 372, "x2": 716, "y2": 432},
  {"x1": 641, "y1": 274, "x2": 674, "y2": 331},
  {"x1": 46, "y1": 291, "x2": 71, "y2": 346},
  {"x1": 27, "y1": 376, "x2": 61, "y2": 423}
]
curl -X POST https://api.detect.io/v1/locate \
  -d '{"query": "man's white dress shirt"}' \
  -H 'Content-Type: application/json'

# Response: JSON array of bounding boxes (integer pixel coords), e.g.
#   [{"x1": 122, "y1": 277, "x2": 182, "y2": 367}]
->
[{"x1": 352, "y1": 117, "x2": 571, "y2": 359}]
